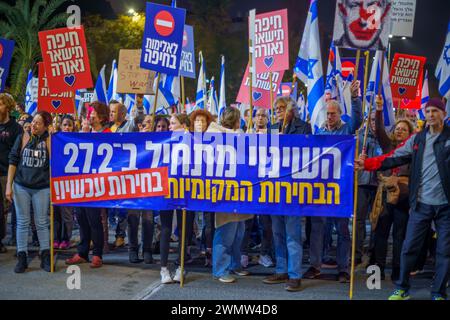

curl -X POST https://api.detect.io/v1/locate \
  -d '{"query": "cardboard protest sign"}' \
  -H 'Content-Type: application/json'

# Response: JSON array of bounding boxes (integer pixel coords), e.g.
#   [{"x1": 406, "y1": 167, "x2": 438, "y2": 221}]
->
[
  {"x1": 390, "y1": 53, "x2": 426, "y2": 100},
  {"x1": 38, "y1": 26, "x2": 93, "y2": 93},
  {"x1": 0, "y1": 38, "x2": 15, "y2": 92},
  {"x1": 179, "y1": 25, "x2": 196, "y2": 79},
  {"x1": 140, "y1": 2, "x2": 186, "y2": 76},
  {"x1": 117, "y1": 49, "x2": 155, "y2": 94},
  {"x1": 236, "y1": 64, "x2": 284, "y2": 108},
  {"x1": 333, "y1": 0, "x2": 392, "y2": 50},
  {"x1": 390, "y1": 0, "x2": 416, "y2": 38},
  {"x1": 37, "y1": 62, "x2": 74, "y2": 114},
  {"x1": 253, "y1": 9, "x2": 289, "y2": 74}
]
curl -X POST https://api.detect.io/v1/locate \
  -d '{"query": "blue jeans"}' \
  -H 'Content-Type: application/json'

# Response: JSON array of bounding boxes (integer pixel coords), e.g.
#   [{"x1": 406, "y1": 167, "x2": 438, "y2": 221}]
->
[
  {"x1": 310, "y1": 217, "x2": 350, "y2": 272},
  {"x1": 271, "y1": 215, "x2": 303, "y2": 279},
  {"x1": 396, "y1": 203, "x2": 450, "y2": 298},
  {"x1": 14, "y1": 183, "x2": 50, "y2": 253},
  {"x1": 212, "y1": 221, "x2": 245, "y2": 277}
]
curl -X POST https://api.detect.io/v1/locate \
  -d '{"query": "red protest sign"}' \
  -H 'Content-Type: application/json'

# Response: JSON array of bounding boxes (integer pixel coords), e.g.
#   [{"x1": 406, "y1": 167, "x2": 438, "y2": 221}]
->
[
  {"x1": 236, "y1": 64, "x2": 284, "y2": 108},
  {"x1": 253, "y1": 9, "x2": 289, "y2": 74},
  {"x1": 395, "y1": 70, "x2": 423, "y2": 110},
  {"x1": 390, "y1": 53, "x2": 426, "y2": 101},
  {"x1": 38, "y1": 26, "x2": 93, "y2": 93},
  {"x1": 37, "y1": 62, "x2": 75, "y2": 114}
]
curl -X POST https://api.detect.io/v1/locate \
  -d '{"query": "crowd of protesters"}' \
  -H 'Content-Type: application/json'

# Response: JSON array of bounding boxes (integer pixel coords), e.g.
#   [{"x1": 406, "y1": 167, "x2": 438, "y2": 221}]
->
[{"x1": 0, "y1": 85, "x2": 448, "y2": 300}]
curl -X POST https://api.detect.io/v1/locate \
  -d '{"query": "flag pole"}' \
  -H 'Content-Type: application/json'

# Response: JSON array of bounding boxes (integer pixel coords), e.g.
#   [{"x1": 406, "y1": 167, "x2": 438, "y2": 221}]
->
[
  {"x1": 269, "y1": 72, "x2": 275, "y2": 124},
  {"x1": 349, "y1": 128, "x2": 360, "y2": 300},
  {"x1": 181, "y1": 76, "x2": 186, "y2": 113},
  {"x1": 354, "y1": 50, "x2": 361, "y2": 84},
  {"x1": 247, "y1": 38, "x2": 254, "y2": 133},
  {"x1": 149, "y1": 73, "x2": 161, "y2": 131},
  {"x1": 49, "y1": 132, "x2": 55, "y2": 273},
  {"x1": 362, "y1": 51, "x2": 370, "y2": 117},
  {"x1": 180, "y1": 74, "x2": 187, "y2": 288},
  {"x1": 282, "y1": 74, "x2": 297, "y2": 133},
  {"x1": 72, "y1": 93, "x2": 79, "y2": 130}
]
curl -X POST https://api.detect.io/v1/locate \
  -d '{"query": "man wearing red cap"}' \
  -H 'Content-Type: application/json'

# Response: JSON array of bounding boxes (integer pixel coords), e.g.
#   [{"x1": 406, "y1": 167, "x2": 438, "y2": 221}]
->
[{"x1": 356, "y1": 97, "x2": 450, "y2": 300}]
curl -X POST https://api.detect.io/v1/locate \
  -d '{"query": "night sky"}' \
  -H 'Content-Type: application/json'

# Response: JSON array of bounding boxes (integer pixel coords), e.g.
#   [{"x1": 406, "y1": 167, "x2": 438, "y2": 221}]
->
[{"x1": 103, "y1": 0, "x2": 449, "y2": 95}]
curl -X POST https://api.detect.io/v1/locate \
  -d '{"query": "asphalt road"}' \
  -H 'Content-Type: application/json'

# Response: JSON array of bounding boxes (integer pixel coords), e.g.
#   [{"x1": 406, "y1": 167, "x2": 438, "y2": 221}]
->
[{"x1": 0, "y1": 243, "x2": 437, "y2": 300}]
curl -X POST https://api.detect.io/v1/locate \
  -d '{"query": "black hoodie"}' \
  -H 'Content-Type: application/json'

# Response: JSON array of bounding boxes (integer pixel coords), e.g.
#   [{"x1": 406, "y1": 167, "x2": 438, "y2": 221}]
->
[
  {"x1": 9, "y1": 131, "x2": 50, "y2": 189},
  {"x1": 0, "y1": 118, "x2": 22, "y2": 176}
]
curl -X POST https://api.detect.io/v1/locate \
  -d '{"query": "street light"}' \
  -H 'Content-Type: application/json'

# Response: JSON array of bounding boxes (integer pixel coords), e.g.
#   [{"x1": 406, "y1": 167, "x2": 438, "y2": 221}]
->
[{"x1": 128, "y1": 8, "x2": 136, "y2": 15}]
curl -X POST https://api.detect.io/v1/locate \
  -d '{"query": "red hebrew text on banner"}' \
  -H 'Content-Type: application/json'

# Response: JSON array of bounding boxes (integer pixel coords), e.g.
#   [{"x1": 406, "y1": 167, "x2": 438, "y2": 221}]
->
[{"x1": 51, "y1": 167, "x2": 169, "y2": 205}]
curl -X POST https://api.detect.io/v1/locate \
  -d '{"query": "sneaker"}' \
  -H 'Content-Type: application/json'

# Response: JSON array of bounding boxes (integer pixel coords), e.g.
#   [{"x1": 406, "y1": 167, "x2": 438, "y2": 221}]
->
[
  {"x1": 59, "y1": 241, "x2": 70, "y2": 250},
  {"x1": 40, "y1": 249, "x2": 51, "y2": 272},
  {"x1": 431, "y1": 294, "x2": 446, "y2": 301},
  {"x1": 14, "y1": 251, "x2": 28, "y2": 273},
  {"x1": 232, "y1": 269, "x2": 251, "y2": 276},
  {"x1": 410, "y1": 269, "x2": 424, "y2": 276},
  {"x1": 241, "y1": 255, "x2": 249, "y2": 268},
  {"x1": 53, "y1": 241, "x2": 60, "y2": 249},
  {"x1": 285, "y1": 279, "x2": 302, "y2": 292},
  {"x1": 303, "y1": 267, "x2": 321, "y2": 279},
  {"x1": 263, "y1": 273, "x2": 289, "y2": 284},
  {"x1": 388, "y1": 289, "x2": 411, "y2": 300},
  {"x1": 322, "y1": 259, "x2": 338, "y2": 269},
  {"x1": 114, "y1": 237, "x2": 125, "y2": 248},
  {"x1": 90, "y1": 256, "x2": 103, "y2": 268},
  {"x1": 215, "y1": 274, "x2": 236, "y2": 283},
  {"x1": 65, "y1": 254, "x2": 87, "y2": 265},
  {"x1": 143, "y1": 251, "x2": 153, "y2": 264},
  {"x1": 338, "y1": 271, "x2": 350, "y2": 283},
  {"x1": 173, "y1": 266, "x2": 186, "y2": 283},
  {"x1": 258, "y1": 255, "x2": 274, "y2": 268},
  {"x1": 161, "y1": 268, "x2": 173, "y2": 284},
  {"x1": 129, "y1": 250, "x2": 142, "y2": 263}
]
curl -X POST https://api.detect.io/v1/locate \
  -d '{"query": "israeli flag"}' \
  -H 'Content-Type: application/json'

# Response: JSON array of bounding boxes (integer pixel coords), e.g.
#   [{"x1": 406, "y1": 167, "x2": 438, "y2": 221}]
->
[
  {"x1": 107, "y1": 59, "x2": 122, "y2": 103},
  {"x1": 24, "y1": 69, "x2": 38, "y2": 116},
  {"x1": 293, "y1": 0, "x2": 325, "y2": 133},
  {"x1": 218, "y1": 55, "x2": 226, "y2": 117},
  {"x1": 123, "y1": 94, "x2": 135, "y2": 115},
  {"x1": 435, "y1": 21, "x2": 450, "y2": 99},
  {"x1": 325, "y1": 42, "x2": 341, "y2": 100},
  {"x1": 365, "y1": 51, "x2": 395, "y2": 129},
  {"x1": 417, "y1": 71, "x2": 429, "y2": 120},
  {"x1": 208, "y1": 76, "x2": 219, "y2": 116},
  {"x1": 93, "y1": 65, "x2": 107, "y2": 104},
  {"x1": 195, "y1": 51, "x2": 206, "y2": 111},
  {"x1": 297, "y1": 93, "x2": 308, "y2": 122},
  {"x1": 75, "y1": 89, "x2": 83, "y2": 117},
  {"x1": 152, "y1": 73, "x2": 179, "y2": 114}
]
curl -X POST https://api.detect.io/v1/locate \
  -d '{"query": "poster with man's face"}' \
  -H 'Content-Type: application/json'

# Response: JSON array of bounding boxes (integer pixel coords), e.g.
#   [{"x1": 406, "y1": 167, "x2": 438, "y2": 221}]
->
[{"x1": 333, "y1": 0, "x2": 392, "y2": 50}]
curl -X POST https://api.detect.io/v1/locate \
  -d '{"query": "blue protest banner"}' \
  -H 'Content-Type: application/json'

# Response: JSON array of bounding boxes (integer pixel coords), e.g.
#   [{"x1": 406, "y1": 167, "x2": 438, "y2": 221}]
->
[
  {"x1": 0, "y1": 38, "x2": 15, "y2": 92},
  {"x1": 51, "y1": 132, "x2": 355, "y2": 218},
  {"x1": 140, "y1": 2, "x2": 186, "y2": 76},
  {"x1": 180, "y1": 25, "x2": 196, "y2": 79}
]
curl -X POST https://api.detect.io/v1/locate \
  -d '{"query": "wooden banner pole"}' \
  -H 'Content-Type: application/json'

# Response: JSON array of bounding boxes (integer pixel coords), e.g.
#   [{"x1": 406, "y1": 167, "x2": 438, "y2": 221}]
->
[
  {"x1": 349, "y1": 129, "x2": 360, "y2": 300},
  {"x1": 247, "y1": 39, "x2": 254, "y2": 133},
  {"x1": 149, "y1": 73, "x2": 161, "y2": 132},
  {"x1": 269, "y1": 72, "x2": 275, "y2": 125}
]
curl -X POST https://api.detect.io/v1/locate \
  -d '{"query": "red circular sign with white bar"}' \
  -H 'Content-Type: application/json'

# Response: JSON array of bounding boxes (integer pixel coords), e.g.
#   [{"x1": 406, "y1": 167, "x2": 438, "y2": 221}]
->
[
  {"x1": 0, "y1": 44, "x2": 3, "y2": 60},
  {"x1": 154, "y1": 11, "x2": 175, "y2": 37}
]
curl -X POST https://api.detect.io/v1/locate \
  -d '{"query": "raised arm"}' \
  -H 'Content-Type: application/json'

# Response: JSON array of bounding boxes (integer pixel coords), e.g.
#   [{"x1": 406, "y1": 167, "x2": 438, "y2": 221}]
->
[
  {"x1": 374, "y1": 95, "x2": 392, "y2": 152},
  {"x1": 349, "y1": 80, "x2": 363, "y2": 133}
]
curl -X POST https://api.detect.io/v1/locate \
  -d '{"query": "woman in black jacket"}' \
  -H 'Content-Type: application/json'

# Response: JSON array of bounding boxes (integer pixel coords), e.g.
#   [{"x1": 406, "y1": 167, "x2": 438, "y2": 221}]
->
[
  {"x1": 5, "y1": 111, "x2": 52, "y2": 273},
  {"x1": 372, "y1": 95, "x2": 414, "y2": 281}
]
